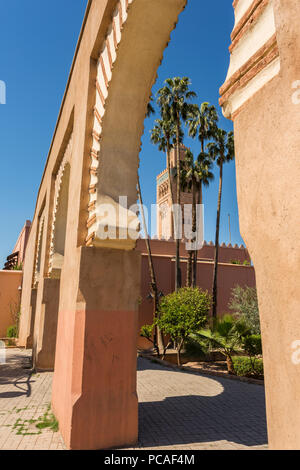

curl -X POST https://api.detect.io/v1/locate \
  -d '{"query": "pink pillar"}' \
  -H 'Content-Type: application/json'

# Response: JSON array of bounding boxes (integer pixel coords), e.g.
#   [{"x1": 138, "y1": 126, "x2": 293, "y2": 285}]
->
[{"x1": 52, "y1": 247, "x2": 140, "y2": 450}]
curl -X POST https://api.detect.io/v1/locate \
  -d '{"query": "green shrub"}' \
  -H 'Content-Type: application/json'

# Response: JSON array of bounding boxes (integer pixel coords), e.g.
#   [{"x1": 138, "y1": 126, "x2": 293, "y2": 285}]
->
[
  {"x1": 233, "y1": 356, "x2": 263, "y2": 377},
  {"x1": 157, "y1": 287, "x2": 211, "y2": 365},
  {"x1": 243, "y1": 260, "x2": 251, "y2": 266},
  {"x1": 7, "y1": 325, "x2": 17, "y2": 338}
]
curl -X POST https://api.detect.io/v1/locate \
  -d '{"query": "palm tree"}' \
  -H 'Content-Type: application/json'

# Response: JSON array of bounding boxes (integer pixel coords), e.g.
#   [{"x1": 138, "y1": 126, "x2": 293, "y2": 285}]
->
[
  {"x1": 207, "y1": 129, "x2": 235, "y2": 318},
  {"x1": 189, "y1": 102, "x2": 219, "y2": 155},
  {"x1": 181, "y1": 151, "x2": 214, "y2": 287},
  {"x1": 188, "y1": 102, "x2": 218, "y2": 285},
  {"x1": 180, "y1": 149, "x2": 197, "y2": 287},
  {"x1": 157, "y1": 77, "x2": 197, "y2": 291},
  {"x1": 192, "y1": 154, "x2": 214, "y2": 287},
  {"x1": 136, "y1": 95, "x2": 165, "y2": 354},
  {"x1": 197, "y1": 314, "x2": 250, "y2": 374}
]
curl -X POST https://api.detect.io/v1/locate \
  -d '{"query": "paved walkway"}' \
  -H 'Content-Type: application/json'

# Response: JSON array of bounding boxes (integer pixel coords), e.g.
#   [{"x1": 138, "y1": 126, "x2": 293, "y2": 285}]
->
[
  {"x1": 0, "y1": 349, "x2": 268, "y2": 450},
  {"x1": 134, "y1": 358, "x2": 267, "y2": 450},
  {"x1": 0, "y1": 349, "x2": 65, "y2": 450}
]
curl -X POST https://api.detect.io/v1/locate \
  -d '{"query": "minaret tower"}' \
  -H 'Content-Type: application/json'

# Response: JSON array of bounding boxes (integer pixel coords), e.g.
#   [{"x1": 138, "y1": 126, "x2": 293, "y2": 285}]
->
[{"x1": 156, "y1": 145, "x2": 193, "y2": 240}]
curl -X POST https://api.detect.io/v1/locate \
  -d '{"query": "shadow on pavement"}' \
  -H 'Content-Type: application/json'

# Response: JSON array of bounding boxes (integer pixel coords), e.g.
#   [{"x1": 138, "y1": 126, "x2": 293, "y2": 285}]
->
[{"x1": 137, "y1": 357, "x2": 267, "y2": 448}]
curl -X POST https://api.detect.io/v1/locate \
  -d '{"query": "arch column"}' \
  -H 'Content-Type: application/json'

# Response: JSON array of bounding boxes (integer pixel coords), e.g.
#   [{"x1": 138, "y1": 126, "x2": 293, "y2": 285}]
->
[
  {"x1": 51, "y1": 0, "x2": 187, "y2": 450},
  {"x1": 221, "y1": 0, "x2": 300, "y2": 449},
  {"x1": 52, "y1": 246, "x2": 140, "y2": 449}
]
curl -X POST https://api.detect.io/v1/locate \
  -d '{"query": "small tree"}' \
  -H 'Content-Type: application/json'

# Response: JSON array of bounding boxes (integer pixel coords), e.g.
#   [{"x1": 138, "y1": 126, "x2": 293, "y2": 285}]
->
[
  {"x1": 156, "y1": 287, "x2": 210, "y2": 366},
  {"x1": 229, "y1": 285, "x2": 260, "y2": 334}
]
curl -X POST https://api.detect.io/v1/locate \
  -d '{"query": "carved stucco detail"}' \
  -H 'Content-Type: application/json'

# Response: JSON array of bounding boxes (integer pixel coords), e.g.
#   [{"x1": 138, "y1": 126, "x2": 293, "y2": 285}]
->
[
  {"x1": 86, "y1": 0, "x2": 188, "y2": 249},
  {"x1": 87, "y1": 0, "x2": 136, "y2": 247},
  {"x1": 48, "y1": 134, "x2": 73, "y2": 277},
  {"x1": 33, "y1": 214, "x2": 45, "y2": 287}
]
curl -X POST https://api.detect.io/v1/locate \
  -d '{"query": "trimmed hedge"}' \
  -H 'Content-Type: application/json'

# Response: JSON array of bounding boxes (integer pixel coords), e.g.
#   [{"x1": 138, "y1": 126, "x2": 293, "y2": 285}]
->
[{"x1": 233, "y1": 356, "x2": 263, "y2": 377}]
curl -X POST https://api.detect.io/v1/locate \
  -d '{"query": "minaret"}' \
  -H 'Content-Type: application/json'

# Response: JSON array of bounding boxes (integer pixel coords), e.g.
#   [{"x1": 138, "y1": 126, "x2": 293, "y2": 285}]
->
[{"x1": 156, "y1": 145, "x2": 193, "y2": 240}]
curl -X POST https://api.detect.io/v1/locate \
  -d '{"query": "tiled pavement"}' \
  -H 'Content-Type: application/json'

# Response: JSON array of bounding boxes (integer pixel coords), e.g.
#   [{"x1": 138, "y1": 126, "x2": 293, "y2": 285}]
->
[
  {"x1": 0, "y1": 349, "x2": 65, "y2": 450},
  {"x1": 0, "y1": 349, "x2": 268, "y2": 450},
  {"x1": 133, "y1": 358, "x2": 268, "y2": 450}
]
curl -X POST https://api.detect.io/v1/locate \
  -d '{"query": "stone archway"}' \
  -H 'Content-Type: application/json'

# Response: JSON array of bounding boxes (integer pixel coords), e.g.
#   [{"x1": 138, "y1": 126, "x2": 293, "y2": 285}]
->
[
  {"x1": 51, "y1": 0, "x2": 188, "y2": 450},
  {"x1": 18, "y1": 0, "x2": 300, "y2": 451}
]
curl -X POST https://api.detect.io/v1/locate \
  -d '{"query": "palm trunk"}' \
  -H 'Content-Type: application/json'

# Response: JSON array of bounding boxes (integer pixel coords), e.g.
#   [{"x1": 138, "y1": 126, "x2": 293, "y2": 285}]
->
[
  {"x1": 212, "y1": 162, "x2": 223, "y2": 318},
  {"x1": 226, "y1": 353, "x2": 235, "y2": 375},
  {"x1": 166, "y1": 145, "x2": 175, "y2": 237},
  {"x1": 193, "y1": 137, "x2": 205, "y2": 287},
  {"x1": 137, "y1": 178, "x2": 164, "y2": 354},
  {"x1": 175, "y1": 117, "x2": 181, "y2": 292},
  {"x1": 193, "y1": 181, "x2": 202, "y2": 287},
  {"x1": 187, "y1": 179, "x2": 196, "y2": 287}
]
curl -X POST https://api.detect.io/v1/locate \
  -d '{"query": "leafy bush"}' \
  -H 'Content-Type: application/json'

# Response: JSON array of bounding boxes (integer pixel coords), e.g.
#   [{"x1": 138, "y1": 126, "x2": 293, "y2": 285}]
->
[
  {"x1": 229, "y1": 285, "x2": 260, "y2": 334},
  {"x1": 157, "y1": 287, "x2": 211, "y2": 365},
  {"x1": 7, "y1": 325, "x2": 17, "y2": 338},
  {"x1": 233, "y1": 356, "x2": 263, "y2": 377}
]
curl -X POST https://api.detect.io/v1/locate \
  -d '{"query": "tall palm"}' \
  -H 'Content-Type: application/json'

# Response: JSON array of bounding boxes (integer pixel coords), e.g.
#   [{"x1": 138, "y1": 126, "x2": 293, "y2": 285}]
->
[
  {"x1": 181, "y1": 151, "x2": 214, "y2": 287},
  {"x1": 137, "y1": 96, "x2": 164, "y2": 354},
  {"x1": 207, "y1": 129, "x2": 235, "y2": 318},
  {"x1": 188, "y1": 102, "x2": 218, "y2": 285},
  {"x1": 192, "y1": 154, "x2": 214, "y2": 287},
  {"x1": 180, "y1": 149, "x2": 197, "y2": 287},
  {"x1": 157, "y1": 77, "x2": 197, "y2": 291}
]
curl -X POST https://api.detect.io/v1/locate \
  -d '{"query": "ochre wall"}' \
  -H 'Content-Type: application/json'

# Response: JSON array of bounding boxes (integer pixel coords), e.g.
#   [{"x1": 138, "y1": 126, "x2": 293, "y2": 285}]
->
[
  {"x1": 0, "y1": 271, "x2": 22, "y2": 337},
  {"x1": 220, "y1": 0, "x2": 300, "y2": 450}
]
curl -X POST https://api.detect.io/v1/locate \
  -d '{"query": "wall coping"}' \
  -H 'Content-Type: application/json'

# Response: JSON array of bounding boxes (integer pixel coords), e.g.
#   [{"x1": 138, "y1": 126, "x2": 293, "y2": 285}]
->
[{"x1": 0, "y1": 270, "x2": 23, "y2": 275}]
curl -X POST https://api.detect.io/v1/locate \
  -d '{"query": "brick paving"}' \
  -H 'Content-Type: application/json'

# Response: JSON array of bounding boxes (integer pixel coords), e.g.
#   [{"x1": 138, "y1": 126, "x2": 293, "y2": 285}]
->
[
  {"x1": 0, "y1": 349, "x2": 268, "y2": 450},
  {"x1": 0, "y1": 348, "x2": 65, "y2": 450},
  {"x1": 133, "y1": 358, "x2": 268, "y2": 450}
]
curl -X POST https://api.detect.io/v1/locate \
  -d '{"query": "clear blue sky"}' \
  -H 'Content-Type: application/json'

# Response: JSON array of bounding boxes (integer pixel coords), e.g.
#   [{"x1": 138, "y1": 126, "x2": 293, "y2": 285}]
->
[{"x1": 0, "y1": 0, "x2": 244, "y2": 268}]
